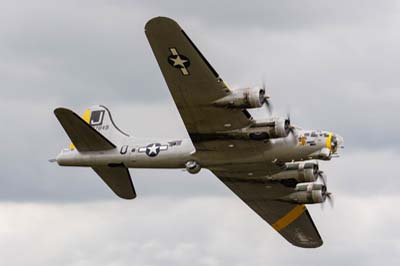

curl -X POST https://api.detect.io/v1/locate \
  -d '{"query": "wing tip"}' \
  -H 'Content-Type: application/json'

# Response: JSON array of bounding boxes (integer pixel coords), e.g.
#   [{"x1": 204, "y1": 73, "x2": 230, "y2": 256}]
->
[
  {"x1": 117, "y1": 193, "x2": 137, "y2": 200},
  {"x1": 54, "y1": 107, "x2": 71, "y2": 115},
  {"x1": 291, "y1": 239, "x2": 323, "y2": 249},
  {"x1": 145, "y1": 16, "x2": 180, "y2": 32},
  {"x1": 286, "y1": 209, "x2": 324, "y2": 248}
]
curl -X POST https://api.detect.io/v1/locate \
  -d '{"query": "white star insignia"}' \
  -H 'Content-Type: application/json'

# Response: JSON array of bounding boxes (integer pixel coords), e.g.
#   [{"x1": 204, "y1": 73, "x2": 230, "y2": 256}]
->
[
  {"x1": 147, "y1": 144, "x2": 159, "y2": 155},
  {"x1": 170, "y1": 56, "x2": 188, "y2": 68}
]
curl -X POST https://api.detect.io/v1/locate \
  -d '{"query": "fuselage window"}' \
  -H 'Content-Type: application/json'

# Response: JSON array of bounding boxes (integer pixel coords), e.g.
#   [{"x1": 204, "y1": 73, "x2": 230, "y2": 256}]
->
[{"x1": 168, "y1": 140, "x2": 182, "y2": 146}]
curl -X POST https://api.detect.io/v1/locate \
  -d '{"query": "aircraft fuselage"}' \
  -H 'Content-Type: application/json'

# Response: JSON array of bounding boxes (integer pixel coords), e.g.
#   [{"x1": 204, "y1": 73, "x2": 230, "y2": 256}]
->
[{"x1": 56, "y1": 129, "x2": 342, "y2": 173}]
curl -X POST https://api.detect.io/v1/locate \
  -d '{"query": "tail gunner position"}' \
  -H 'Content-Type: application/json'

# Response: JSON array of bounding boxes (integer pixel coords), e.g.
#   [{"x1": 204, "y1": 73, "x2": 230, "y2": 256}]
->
[{"x1": 53, "y1": 17, "x2": 344, "y2": 248}]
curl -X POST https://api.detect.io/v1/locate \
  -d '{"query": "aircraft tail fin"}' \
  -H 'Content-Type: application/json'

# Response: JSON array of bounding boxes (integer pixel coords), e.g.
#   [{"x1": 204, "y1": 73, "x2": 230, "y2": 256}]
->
[
  {"x1": 81, "y1": 105, "x2": 130, "y2": 145},
  {"x1": 54, "y1": 106, "x2": 136, "y2": 199},
  {"x1": 54, "y1": 107, "x2": 116, "y2": 152},
  {"x1": 54, "y1": 105, "x2": 130, "y2": 151}
]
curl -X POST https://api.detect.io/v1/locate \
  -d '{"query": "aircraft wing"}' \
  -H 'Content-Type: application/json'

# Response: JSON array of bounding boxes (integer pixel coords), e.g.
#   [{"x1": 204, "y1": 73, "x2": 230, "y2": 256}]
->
[
  {"x1": 145, "y1": 17, "x2": 253, "y2": 147},
  {"x1": 146, "y1": 17, "x2": 323, "y2": 247},
  {"x1": 212, "y1": 170, "x2": 323, "y2": 248}
]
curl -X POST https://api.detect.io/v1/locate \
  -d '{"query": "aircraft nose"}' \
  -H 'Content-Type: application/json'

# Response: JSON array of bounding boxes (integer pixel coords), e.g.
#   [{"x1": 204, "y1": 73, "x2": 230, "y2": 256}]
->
[
  {"x1": 326, "y1": 132, "x2": 343, "y2": 154},
  {"x1": 336, "y1": 134, "x2": 344, "y2": 149}
]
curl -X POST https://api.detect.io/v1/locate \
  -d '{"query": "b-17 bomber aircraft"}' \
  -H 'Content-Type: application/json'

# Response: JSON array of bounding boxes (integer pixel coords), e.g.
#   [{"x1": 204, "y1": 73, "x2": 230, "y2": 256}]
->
[{"x1": 53, "y1": 17, "x2": 344, "y2": 248}]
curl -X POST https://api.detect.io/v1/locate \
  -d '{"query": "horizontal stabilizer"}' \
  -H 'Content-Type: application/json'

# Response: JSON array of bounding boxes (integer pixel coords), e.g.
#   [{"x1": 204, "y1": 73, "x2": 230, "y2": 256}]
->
[
  {"x1": 54, "y1": 107, "x2": 116, "y2": 152},
  {"x1": 92, "y1": 165, "x2": 136, "y2": 199}
]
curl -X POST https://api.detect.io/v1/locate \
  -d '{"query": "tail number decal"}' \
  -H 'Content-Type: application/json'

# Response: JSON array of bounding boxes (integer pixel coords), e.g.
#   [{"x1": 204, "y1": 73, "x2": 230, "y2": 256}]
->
[
  {"x1": 90, "y1": 110, "x2": 105, "y2": 125},
  {"x1": 90, "y1": 110, "x2": 109, "y2": 131}
]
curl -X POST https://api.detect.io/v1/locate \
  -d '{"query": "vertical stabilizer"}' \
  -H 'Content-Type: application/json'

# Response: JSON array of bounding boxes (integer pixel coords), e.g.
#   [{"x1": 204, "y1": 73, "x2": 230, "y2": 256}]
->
[{"x1": 69, "y1": 105, "x2": 130, "y2": 150}]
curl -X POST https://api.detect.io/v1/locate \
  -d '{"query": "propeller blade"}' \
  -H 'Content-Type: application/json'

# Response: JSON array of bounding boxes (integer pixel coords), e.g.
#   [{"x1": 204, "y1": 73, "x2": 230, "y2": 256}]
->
[
  {"x1": 285, "y1": 113, "x2": 292, "y2": 131},
  {"x1": 260, "y1": 79, "x2": 273, "y2": 115},
  {"x1": 261, "y1": 79, "x2": 266, "y2": 92},
  {"x1": 321, "y1": 191, "x2": 334, "y2": 210},
  {"x1": 327, "y1": 192, "x2": 334, "y2": 208},
  {"x1": 317, "y1": 170, "x2": 327, "y2": 186},
  {"x1": 290, "y1": 127, "x2": 296, "y2": 137},
  {"x1": 264, "y1": 100, "x2": 273, "y2": 115},
  {"x1": 48, "y1": 158, "x2": 56, "y2": 163}
]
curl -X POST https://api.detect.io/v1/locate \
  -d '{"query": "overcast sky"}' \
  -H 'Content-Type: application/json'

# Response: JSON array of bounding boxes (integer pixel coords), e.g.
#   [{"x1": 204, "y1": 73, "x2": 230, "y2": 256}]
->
[{"x1": 1, "y1": 1, "x2": 399, "y2": 265}]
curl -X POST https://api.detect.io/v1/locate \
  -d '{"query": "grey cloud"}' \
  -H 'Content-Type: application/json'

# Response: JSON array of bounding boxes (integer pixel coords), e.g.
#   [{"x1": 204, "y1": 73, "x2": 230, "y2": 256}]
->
[
  {"x1": 120, "y1": 0, "x2": 399, "y2": 31},
  {"x1": 320, "y1": 150, "x2": 400, "y2": 197},
  {"x1": 1, "y1": 197, "x2": 399, "y2": 266},
  {"x1": 0, "y1": 1, "x2": 169, "y2": 104},
  {"x1": 2, "y1": 0, "x2": 399, "y2": 106}
]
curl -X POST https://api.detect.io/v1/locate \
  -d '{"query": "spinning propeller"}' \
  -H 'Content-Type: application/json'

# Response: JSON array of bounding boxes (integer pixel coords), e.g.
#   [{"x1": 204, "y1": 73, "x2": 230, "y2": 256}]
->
[
  {"x1": 330, "y1": 134, "x2": 338, "y2": 152},
  {"x1": 317, "y1": 170, "x2": 328, "y2": 186},
  {"x1": 284, "y1": 112, "x2": 298, "y2": 144},
  {"x1": 322, "y1": 191, "x2": 334, "y2": 209},
  {"x1": 321, "y1": 182, "x2": 334, "y2": 209},
  {"x1": 259, "y1": 81, "x2": 273, "y2": 115}
]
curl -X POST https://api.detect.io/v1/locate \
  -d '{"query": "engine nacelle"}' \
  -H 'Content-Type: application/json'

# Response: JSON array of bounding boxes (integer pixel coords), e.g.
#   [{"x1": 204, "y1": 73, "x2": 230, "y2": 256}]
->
[
  {"x1": 295, "y1": 183, "x2": 325, "y2": 192},
  {"x1": 282, "y1": 190, "x2": 325, "y2": 204},
  {"x1": 249, "y1": 117, "x2": 291, "y2": 140},
  {"x1": 268, "y1": 160, "x2": 319, "y2": 183},
  {"x1": 281, "y1": 183, "x2": 327, "y2": 204},
  {"x1": 268, "y1": 117, "x2": 290, "y2": 138},
  {"x1": 213, "y1": 88, "x2": 266, "y2": 109},
  {"x1": 185, "y1": 160, "x2": 201, "y2": 174}
]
